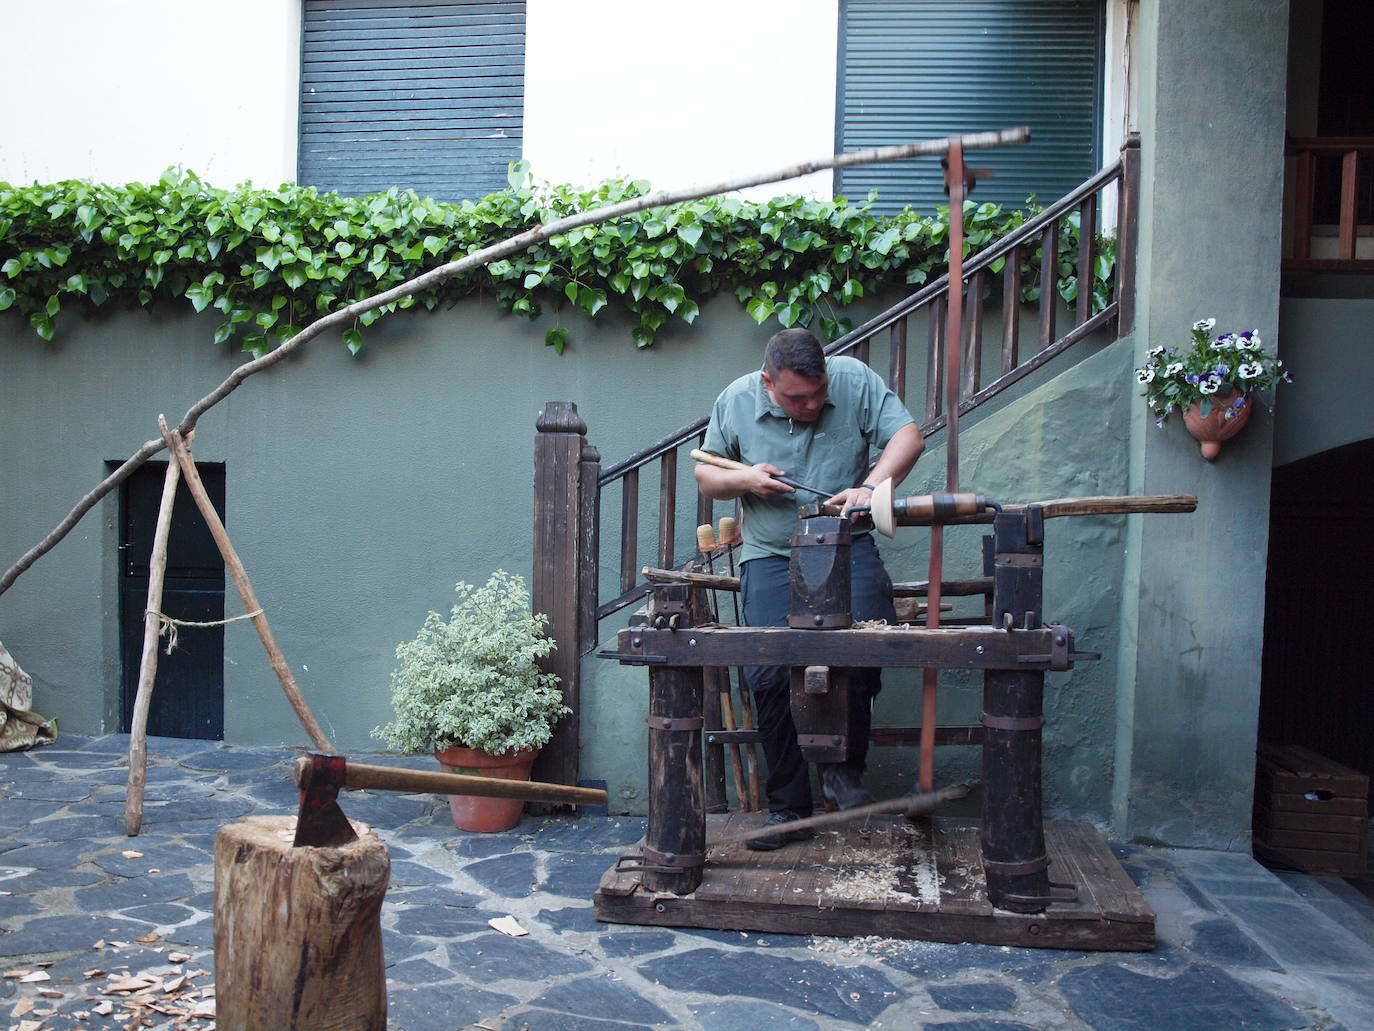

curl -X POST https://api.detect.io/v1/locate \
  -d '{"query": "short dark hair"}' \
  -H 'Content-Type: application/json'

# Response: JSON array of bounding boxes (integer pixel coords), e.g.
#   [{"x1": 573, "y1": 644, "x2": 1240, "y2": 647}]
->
[{"x1": 764, "y1": 328, "x2": 825, "y2": 380}]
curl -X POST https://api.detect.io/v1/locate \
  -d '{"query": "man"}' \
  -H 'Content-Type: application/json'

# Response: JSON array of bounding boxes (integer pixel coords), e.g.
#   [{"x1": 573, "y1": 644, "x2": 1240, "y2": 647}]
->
[{"x1": 695, "y1": 328, "x2": 924, "y2": 850}]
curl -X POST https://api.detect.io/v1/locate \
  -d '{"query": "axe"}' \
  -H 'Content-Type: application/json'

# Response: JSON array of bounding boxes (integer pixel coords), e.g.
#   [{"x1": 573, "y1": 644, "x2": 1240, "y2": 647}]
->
[{"x1": 293, "y1": 754, "x2": 609, "y2": 847}]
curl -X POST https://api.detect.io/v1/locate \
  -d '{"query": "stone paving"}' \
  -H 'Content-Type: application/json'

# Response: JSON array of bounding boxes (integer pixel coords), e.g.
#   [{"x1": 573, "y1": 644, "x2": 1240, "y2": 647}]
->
[{"x1": 2, "y1": 735, "x2": 1373, "y2": 1031}]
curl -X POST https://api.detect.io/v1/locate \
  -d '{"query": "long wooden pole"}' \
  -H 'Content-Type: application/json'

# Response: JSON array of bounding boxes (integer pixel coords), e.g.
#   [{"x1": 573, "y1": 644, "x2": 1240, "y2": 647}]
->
[
  {"x1": 158, "y1": 418, "x2": 333, "y2": 753},
  {"x1": 125, "y1": 437, "x2": 188, "y2": 836},
  {"x1": 1, "y1": 129, "x2": 1031, "y2": 599}
]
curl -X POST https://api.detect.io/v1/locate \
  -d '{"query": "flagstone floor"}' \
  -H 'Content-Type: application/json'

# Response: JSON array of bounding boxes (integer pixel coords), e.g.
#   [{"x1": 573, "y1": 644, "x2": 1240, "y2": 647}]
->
[{"x1": 2, "y1": 735, "x2": 1372, "y2": 1031}]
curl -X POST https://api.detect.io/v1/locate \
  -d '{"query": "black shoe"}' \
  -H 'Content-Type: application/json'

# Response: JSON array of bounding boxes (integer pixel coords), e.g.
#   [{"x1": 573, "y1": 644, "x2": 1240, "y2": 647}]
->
[
  {"x1": 747, "y1": 809, "x2": 815, "y2": 851},
  {"x1": 819, "y1": 764, "x2": 875, "y2": 810}
]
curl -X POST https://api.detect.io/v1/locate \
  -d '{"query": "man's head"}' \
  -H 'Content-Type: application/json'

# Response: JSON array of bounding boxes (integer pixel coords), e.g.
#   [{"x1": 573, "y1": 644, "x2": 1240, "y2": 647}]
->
[{"x1": 762, "y1": 329, "x2": 828, "y2": 423}]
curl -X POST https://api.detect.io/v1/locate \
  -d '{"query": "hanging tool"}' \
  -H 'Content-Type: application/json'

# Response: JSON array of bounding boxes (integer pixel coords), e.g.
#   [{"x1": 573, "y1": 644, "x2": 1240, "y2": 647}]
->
[
  {"x1": 292, "y1": 754, "x2": 608, "y2": 847},
  {"x1": 690, "y1": 449, "x2": 839, "y2": 500},
  {"x1": 716, "y1": 515, "x2": 762, "y2": 811},
  {"x1": 698, "y1": 522, "x2": 750, "y2": 810}
]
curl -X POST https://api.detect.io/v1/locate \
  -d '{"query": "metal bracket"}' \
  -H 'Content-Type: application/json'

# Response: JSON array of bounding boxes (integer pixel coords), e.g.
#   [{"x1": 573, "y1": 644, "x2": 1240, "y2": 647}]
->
[
  {"x1": 595, "y1": 649, "x2": 668, "y2": 666},
  {"x1": 982, "y1": 853, "x2": 1051, "y2": 876},
  {"x1": 614, "y1": 844, "x2": 706, "y2": 875},
  {"x1": 1015, "y1": 625, "x2": 1072, "y2": 670},
  {"x1": 980, "y1": 713, "x2": 1046, "y2": 731},
  {"x1": 645, "y1": 714, "x2": 704, "y2": 732}
]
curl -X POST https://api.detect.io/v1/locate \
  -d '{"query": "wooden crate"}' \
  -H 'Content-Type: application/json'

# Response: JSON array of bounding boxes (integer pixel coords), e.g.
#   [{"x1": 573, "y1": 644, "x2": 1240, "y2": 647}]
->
[{"x1": 1254, "y1": 744, "x2": 1370, "y2": 877}]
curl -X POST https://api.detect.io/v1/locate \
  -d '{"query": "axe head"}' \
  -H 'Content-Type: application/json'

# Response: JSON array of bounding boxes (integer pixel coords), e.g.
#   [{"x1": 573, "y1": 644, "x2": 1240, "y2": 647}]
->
[{"x1": 293, "y1": 753, "x2": 360, "y2": 848}]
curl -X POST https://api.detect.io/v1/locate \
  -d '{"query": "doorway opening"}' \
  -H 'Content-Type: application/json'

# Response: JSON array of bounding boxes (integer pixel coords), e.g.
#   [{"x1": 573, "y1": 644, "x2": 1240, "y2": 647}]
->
[{"x1": 118, "y1": 461, "x2": 226, "y2": 740}]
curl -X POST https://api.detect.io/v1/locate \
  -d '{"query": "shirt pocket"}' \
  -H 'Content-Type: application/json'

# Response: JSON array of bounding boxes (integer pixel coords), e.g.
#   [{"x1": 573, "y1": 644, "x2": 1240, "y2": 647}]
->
[{"x1": 806, "y1": 419, "x2": 869, "y2": 492}]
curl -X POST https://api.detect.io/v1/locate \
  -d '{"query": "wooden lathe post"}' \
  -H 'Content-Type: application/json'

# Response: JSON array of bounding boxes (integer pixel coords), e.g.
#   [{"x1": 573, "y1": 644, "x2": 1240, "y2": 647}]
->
[{"x1": 981, "y1": 506, "x2": 1052, "y2": 912}]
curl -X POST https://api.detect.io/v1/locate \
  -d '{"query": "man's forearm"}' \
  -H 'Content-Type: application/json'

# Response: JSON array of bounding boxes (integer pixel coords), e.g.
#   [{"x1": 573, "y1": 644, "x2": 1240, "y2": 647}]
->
[{"x1": 867, "y1": 423, "x2": 925, "y2": 489}]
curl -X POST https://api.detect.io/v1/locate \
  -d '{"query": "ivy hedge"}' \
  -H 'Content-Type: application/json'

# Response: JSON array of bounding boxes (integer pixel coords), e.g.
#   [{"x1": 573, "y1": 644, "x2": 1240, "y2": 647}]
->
[{"x1": 0, "y1": 165, "x2": 1113, "y2": 355}]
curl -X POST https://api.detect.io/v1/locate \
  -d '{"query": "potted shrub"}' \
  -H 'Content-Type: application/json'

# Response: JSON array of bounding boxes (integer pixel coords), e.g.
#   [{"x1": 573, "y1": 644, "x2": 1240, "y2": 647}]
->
[
  {"x1": 1135, "y1": 317, "x2": 1292, "y2": 459},
  {"x1": 373, "y1": 570, "x2": 569, "y2": 832}
]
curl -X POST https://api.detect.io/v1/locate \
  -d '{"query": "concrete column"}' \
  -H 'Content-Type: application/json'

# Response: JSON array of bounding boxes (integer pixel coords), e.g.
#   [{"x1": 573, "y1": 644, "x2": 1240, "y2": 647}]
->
[{"x1": 1112, "y1": 0, "x2": 1289, "y2": 846}]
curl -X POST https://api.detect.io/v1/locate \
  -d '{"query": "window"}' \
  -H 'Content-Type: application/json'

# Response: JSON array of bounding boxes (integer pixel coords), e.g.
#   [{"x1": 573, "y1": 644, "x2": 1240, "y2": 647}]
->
[
  {"x1": 299, "y1": 0, "x2": 525, "y2": 201},
  {"x1": 837, "y1": 0, "x2": 1103, "y2": 214}
]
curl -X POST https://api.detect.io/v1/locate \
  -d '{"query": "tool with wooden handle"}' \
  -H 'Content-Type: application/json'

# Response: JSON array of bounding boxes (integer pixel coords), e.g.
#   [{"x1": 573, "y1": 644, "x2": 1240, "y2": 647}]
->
[
  {"x1": 690, "y1": 449, "x2": 838, "y2": 499},
  {"x1": 293, "y1": 754, "x2": 608, "y2": 847}
]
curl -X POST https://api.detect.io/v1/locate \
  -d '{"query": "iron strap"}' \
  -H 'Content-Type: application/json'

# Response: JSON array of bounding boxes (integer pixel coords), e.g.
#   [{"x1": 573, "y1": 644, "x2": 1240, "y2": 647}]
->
[
  {"x1": 645, "y1": 714, "x2": 705, "y2": 731},
  {"x1": 980, "y1": 713, "x2": 1046, "y2": 731},
  {"x1": 797, "y1": 733, "x2": 847, "y2": 748},
  {"x1": 995, "y1": 552, "x2": 1044, "y2": 566},
  {"x1": 982, "y1": 853, "x2": 1051, "y2": 876}
]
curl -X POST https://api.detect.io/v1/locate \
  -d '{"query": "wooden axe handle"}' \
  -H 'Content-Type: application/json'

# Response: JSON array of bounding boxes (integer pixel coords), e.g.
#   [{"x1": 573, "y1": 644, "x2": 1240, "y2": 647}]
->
[{"x1": 294, "y1": 757, "x2": 607, "y2": 806}]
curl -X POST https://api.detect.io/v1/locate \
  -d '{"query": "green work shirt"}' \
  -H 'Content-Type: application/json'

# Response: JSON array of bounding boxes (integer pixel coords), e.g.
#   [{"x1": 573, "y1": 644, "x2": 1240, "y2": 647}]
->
[{"x1": 701, "y1": 355, "x2": 915, "y2": 564}]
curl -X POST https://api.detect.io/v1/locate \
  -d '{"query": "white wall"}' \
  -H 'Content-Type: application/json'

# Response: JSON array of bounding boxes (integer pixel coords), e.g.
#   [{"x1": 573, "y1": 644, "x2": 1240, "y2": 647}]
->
[
  {"x1": 523, "y1": 0, "x2": 839, "y2": 200},
  {"x1": 0, "y1": 0, "x2": 300, "y2": 187}
]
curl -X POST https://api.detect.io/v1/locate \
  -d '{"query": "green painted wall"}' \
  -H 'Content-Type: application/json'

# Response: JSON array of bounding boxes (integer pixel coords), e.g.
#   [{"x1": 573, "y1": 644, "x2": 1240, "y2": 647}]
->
[
  {"x1": 0, "y1": 299, "x2": 779, "y2": 752},
  {"x1": 1274, "y1": 297, "x2": 1374, "y2": 467},
  {"x1": 1114, "y1": 0, "x2": 1288, "y2": 847}
]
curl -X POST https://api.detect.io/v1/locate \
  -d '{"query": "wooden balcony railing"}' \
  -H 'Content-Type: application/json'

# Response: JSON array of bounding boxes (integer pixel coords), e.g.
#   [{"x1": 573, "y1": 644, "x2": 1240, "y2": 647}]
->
[
  {"x1": 530, "y1": 136, "x2": 1141, "y2": 786},
  {"x1": 1286, "y1": 136, "x2": 1374, "y2": 270}
]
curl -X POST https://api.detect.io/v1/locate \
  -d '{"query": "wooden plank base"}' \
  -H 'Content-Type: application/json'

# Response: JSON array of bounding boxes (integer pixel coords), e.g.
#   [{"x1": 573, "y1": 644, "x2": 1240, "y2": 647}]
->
[{"x1": 594, "y1": 815, "x2": 1154, "y2": 952}]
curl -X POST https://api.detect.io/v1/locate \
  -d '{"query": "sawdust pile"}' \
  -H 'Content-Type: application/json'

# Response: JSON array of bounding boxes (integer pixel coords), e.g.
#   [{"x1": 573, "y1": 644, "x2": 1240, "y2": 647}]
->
[
  {"x1": 5, "y1": 934, "x2": 214, "y2": 1030},
  {"x1": 812, "y1": 827, "x2": 940, "y2": 906}
]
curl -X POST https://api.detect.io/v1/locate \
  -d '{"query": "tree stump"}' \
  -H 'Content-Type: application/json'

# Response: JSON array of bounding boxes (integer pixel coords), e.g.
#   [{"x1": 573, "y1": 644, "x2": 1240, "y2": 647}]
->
[{"x1": 214, "y1": 815, "x2": 390, "y2": 1030}]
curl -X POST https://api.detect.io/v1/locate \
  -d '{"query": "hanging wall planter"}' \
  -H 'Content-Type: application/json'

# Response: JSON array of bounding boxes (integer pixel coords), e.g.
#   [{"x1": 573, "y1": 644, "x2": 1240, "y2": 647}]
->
[
  {"x1": 1183, "y1": 391, "x2": 1252, "y2": 460},
  {"x1": 1135, "y1": 318, "x2": 1291, "y2": 461}
]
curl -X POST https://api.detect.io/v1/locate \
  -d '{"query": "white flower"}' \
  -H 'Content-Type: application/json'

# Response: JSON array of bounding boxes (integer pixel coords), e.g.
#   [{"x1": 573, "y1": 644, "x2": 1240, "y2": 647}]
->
[
  {"x1": 1135, "y1": 367, "x2": 1156, "y2": 384},
  {"x1": 1148, "y1": 345, "x2": 1165, "y2": 358},
  {"x1": 1199, "y1": 377, "x2": 1220, "y2": 394},
  {"x1": 1238, "y1": 362, "x2": 1263, "y2": 379},
  {"x1": 1215, "y1": 335, "x2": 1235, "y2": 349},
  {"x1": 1166, "y1": 362, "x2": 1184, "y2": 376},
  {"x1": 1192, "y1": 317, "x2": 1217, "y2": 332}
]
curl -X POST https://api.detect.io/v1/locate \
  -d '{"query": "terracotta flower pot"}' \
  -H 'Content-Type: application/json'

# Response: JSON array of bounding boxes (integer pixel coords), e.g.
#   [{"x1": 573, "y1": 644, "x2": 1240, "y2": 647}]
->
[
  {"x1": 434, "y1": 745, "x2": 538, "y2": 832},
  {"x1": 1183, "y1": 390, "x2": 1252, "y2": 460}
]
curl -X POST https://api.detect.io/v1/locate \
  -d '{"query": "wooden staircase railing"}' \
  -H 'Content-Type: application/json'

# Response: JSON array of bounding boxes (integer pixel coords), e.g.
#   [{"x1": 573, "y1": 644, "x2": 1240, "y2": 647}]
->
[
  {"x1": 1285, "y1": 135, "x2": 1374, "y2": 270},
  {"x1": 531, "y1": 135, "x2": 1141, "y2": 787}
]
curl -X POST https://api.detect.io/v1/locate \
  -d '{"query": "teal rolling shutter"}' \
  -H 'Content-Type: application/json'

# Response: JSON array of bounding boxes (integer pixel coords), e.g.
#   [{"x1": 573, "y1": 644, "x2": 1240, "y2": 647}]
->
[
  {"x1": 300, "y1": 0, "x2": 525, "y2": 201},
  {"x1": 837, "y1": 0, "x2": 1103, "y2": 214}
]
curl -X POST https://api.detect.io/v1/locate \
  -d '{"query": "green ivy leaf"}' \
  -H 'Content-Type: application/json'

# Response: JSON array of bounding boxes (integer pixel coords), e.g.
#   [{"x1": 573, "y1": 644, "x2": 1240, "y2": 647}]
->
[{"x1": 545, "y1": 327, "x2": 569, "y2": 354}]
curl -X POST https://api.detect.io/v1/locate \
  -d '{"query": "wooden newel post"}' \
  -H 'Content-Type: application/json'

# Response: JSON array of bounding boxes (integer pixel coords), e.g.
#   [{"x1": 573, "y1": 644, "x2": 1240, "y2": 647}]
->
[
  {"x1": 214, "y1": 815, "x2": 390, "y2": 1030},
  {"x1": 981, "y1": 508, "x2": 1051, "y2": 913},
  {"x1": 533, "y1": 402, "x2": 596, "y2": 791}
]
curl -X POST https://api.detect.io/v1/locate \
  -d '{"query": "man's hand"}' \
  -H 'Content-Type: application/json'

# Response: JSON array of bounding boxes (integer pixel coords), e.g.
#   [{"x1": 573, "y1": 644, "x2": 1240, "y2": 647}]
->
[
  {"x1": 743, "y1": 463, "x2": 796, "y2": 499},
  {"x1": 694, "y1": 460, "x2": 796, "y2": 501},
  {"x1": 825, "y1": 484, "x2": 875, "y2": 517}
]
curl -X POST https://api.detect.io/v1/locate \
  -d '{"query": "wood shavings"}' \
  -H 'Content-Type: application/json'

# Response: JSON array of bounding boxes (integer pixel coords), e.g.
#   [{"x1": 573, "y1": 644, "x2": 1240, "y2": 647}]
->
[
  {"x1": 816, "y1": 827, "x2": 940, "y2": 906},
  {"x1": 488, "y1": 915, "x2": 528, "y2": 936}
]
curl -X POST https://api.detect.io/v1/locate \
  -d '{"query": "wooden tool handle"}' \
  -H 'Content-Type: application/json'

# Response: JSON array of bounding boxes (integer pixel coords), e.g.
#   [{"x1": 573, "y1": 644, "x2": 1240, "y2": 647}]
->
[
  {"x1": 696, "y1": 523, "x2": 717, "y2": 552},
  {"x1": 690, "y1": 449, "x2": 750, "y2": 473},
  {"x1": 295, "y1": 757, "x2": 608, "y2": 806},
  {"x1": 1021, "y1": 494, "x2": 1198, "y2": 519},
  {"x1": 717, "y1": 516, "x2": 739, "y2": 545}
]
